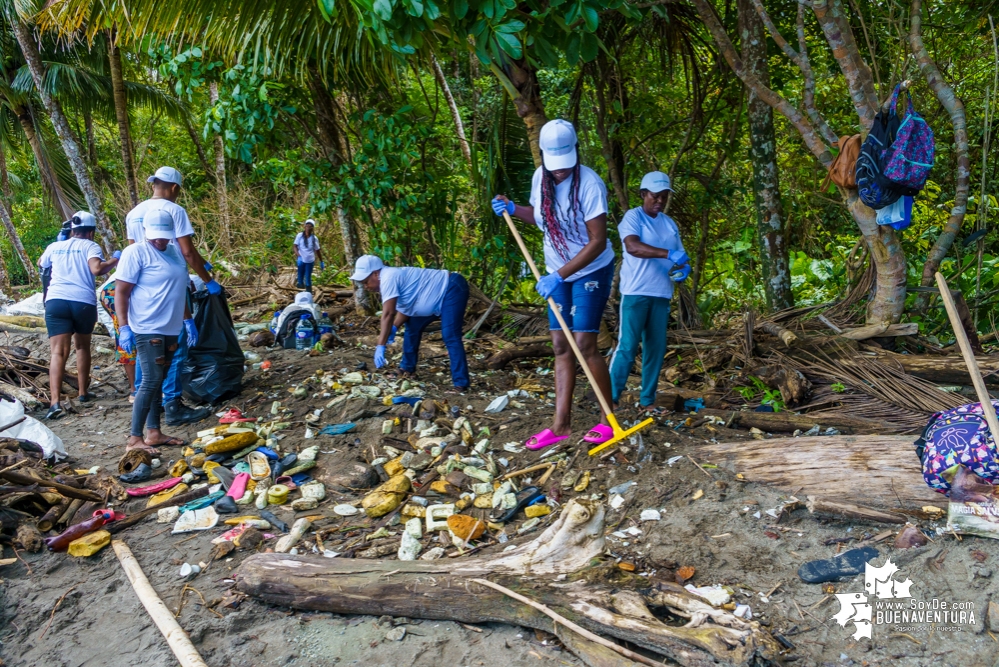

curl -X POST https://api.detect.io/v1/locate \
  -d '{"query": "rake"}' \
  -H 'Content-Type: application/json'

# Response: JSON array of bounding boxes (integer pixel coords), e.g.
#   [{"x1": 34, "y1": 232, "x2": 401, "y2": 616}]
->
[{"x1": 500, "y1": 211, "x2": 654, "y2": 455}]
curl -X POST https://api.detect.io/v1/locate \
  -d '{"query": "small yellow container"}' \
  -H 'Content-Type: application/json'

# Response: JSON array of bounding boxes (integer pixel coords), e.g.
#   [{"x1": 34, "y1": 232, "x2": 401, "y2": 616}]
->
[{"x1": 267, "y1": 484, "x2": 290, "y2": 505}]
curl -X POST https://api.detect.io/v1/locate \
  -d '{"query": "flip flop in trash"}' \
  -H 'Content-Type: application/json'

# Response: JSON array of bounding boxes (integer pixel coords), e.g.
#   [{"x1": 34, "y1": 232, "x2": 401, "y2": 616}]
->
[
  {"x1": 525, "y1": 429, "x2": 569, "y2": 451},
  {"x1": 797, "y1": 546, "x2": 879, "y2": 583},
  {"x1": 582, "y1": 423, "x2": 613, "y2": 445},
  {"x1": 219, "y1": 407, "x2": 255, "y2": 424}
]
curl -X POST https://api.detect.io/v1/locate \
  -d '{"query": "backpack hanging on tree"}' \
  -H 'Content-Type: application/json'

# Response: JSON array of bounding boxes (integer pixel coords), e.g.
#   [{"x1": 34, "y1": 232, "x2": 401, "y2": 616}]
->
[
  {"x1": 882, "y1": 87, "x2": 935, "y2": 190},
  {"x1": 855, "y1": 84, "x2": 924, "y2": 210}
]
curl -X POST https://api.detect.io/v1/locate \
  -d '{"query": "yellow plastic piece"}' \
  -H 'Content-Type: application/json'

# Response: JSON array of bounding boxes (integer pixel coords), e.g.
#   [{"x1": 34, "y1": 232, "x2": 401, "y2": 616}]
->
[
  {"x1": 202, "y1": 460, "x2": 221, "y2": 483},
  {"x1": 586, "y1": 414, "x2": 655, "y2": 457},
  {"x1": 224, "y1": 515, "x2": 262, "y2": 525},
  {"x1": 267, "y1": 484, "x2": 290, "y2": 505},
  {"x1": 168, "y1": 459, "x2": 190, "y2": 478},
  {"x1": 573, "y1": 471, "x2": 591, "y2": 493},
  {"x1": 204, "y1": 431, "x2": 258, "y2": 455},
  {"x1": 525, "y1": 504, "x2": 552, "y2": 518},
  {"x1": 68, "y1": 529, "x2": 111, "y2": 557},
  {"x1": 383, "y1": 457, "x2": 405, "y2": 477},
  {"x1": 146, "y1": 483, "x2": 189, "y2": 508}
]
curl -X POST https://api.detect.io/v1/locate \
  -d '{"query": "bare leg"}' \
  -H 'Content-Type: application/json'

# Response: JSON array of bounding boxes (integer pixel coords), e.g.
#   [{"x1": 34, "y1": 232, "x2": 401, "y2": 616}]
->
[
  {"x1": 124, "y1": 364, "x2": 135, "y2": 393},
  {"x1": 144, "y1": 428, "x2": 183, "y2": 447},
  {"x1": 48, "y1": 334, "x2": 72, "y2": 407},
  {"x1": 126, "y1": 435, "x2": 159, "y2": 456},
  {"x1": 550, "y1": 330, "x2": 575, "y2": 436},
  {"x1": 575, "y1": 331, "x2": 611, "y2": 425},
  {"x1": 74, "y1": 333, "x2": 92, "y2": 397}
]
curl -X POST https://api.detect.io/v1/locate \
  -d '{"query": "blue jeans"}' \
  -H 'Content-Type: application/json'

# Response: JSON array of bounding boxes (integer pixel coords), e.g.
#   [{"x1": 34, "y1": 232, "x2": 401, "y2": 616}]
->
[
  {"x1": 609, "y1": 295, "x2": 671, "y2": 406},
  {"x1": 134, "y1": 333, "x2": 188, "y2": 405},
  {"x1": 400, "y1": 273, "x2": 470, "y2": 387},
  {"x1": 297, "y1": 261, "x2": 314, "y2": 288},
  {"x1": 131, "y1": 334, "x2": 178, "y2": 436},
  {"x1": 546, "y1": 261, "x2": 614, "y2": 333}
]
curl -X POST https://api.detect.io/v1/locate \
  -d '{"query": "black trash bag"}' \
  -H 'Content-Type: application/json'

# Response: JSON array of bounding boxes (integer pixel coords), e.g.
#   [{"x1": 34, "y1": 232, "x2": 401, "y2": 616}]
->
[{"x1": 182, "y1": 290, "x2": 244, "y2": 404}]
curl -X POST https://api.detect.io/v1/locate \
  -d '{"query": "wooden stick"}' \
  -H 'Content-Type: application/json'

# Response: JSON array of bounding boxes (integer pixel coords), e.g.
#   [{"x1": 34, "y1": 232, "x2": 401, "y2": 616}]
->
[
  {"x1": 935, "y1": 272, "x2": 999, "y2": 438},
  {"x1": 0, "y1": 416, "x2": 26, "y2": 434},
  {"x1": 112, "y1": 540, "x2": 209, "y2": 667},
  {"x1": 501, "y1": 462, "x2": 554, "y2": 480},
  {"x1": 0, "y1": 470, "x2": 102, "y2": 502},
  {"x1": 806, "y1": 496, "x2": 906, "y2": 524},
  {"x1": 470, "y1": 578, "x2": 661, "y2": 667}
]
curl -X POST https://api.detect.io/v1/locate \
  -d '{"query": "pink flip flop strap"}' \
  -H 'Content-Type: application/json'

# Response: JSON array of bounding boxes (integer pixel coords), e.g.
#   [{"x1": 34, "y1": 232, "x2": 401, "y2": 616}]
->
[{"x1": 125, "y1": 476, "x2": 183, "y2": 497}]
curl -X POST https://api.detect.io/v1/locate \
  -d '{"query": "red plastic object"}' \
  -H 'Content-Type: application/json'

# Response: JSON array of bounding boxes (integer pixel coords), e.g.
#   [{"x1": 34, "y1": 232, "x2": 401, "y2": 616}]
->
[
  {"x1": 219, "y1": 408, "x2": 255, "y2": 424},
  {"x1": 260, "y1": 360, "x2": 272, "y2": 371},
  {"x1": 44, "y1": 509, "x2": 123, "y2": 552},
  {"x1": 125, "y1": 476, "x2": 183, "y2": 497}
]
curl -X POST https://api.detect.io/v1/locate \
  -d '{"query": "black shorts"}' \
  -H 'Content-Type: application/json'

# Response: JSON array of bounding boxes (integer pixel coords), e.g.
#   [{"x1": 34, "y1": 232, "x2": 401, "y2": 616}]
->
[{"x1": 45, "y1": 299, "x2": 98, "y2": 337}]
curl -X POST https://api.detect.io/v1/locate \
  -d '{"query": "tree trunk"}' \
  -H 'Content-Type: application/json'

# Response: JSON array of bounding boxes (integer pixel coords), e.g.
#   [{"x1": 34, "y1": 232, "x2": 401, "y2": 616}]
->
[
  {"x1": 0, "y1": 203, "x2": 16, "y2": 291},
  {"x1": 181, "y1": 111, "x2": 213, "y2": 180},
  {"x1": 10, "y1": 17, "x2": 115, "y2": 255},
  {"x1": 910, "y1": 0, "x2": 970, "y2": 312},
  {"x1": 847, "y1": 191, "x2": 906, "y2": 324},
  {"x1": 208, "y1": 82, "x2": 230, "y2": 233},
  {"x1": 591, "y1": 61, "x2": 629, "y2": 214},
  {"x1": 739, "y1": 0, "x2": 793, "y2": 311},
  {"x1": 499, "y1": 60, "x2": 548, "y2": 168},
  {"x1": 14, "y1": 104, "x2": 73, "y2": 221},
  {"x1": 108, "y1": 35, "x2": 139, "y2": 208},
  {"x1": 431, "y1": 54, "x2": 473, "y2": 175},
  {"x1": 84, "y1": 109, "x2": 98, "y2": 169}
]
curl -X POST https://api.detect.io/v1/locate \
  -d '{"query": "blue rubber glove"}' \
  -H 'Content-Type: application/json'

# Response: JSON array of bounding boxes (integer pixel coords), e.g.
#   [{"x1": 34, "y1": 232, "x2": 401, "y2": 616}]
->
[
  {"x1": 112, "y1": 250, "x2": 122, "y2": 260},
  {"x1": 296, "y1": 257, "x2": 303, "y2": 267},
  {"x1": 183, "y1": 318, "x2": 198, "y2": 348},
  {"x1": 492, "y1": 197, "x2": 515, "y2": 217},
  {"x1": 387, "y1": 325, "x2": 397, "y2": 345},
  {"x1": 206, "y1": 280, "x2": 222, "y2": 295},
  {"x1": 669, "y1": 249, "x2": 690, "y2": 267},
  {"x1": 119, "y1": 325, "x2": 135, "y2": 355},
  {"x1": 204, "y1": 261, "x2": 213, "y2": 272},
  {"x1": 536, "y1": 272, "x2": 564, "y2": 299},
  {"x1": 320, "y1": 261, "x2": 326, "y2": 270},
  {"x1": 670, "y1": 264, "x2": 692, "y2": 282},
  {"x1": 374, "y1": 345, "x2": 387, "y2": 369}
]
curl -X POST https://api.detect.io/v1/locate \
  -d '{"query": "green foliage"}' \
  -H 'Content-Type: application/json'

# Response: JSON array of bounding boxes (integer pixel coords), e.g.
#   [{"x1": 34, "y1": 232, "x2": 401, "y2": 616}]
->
[{"x1": 735, "y1": 376, "x2": 785, "y2": 412}]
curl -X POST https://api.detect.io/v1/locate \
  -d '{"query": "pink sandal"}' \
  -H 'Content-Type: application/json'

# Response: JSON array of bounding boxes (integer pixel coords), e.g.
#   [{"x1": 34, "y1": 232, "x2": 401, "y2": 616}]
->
[
  {"x1": 583, "y1": 423, "x2": 613, "y2": 445},
  {"x1": 525, "y1": 429, "x2": 570, "y2": 451}
]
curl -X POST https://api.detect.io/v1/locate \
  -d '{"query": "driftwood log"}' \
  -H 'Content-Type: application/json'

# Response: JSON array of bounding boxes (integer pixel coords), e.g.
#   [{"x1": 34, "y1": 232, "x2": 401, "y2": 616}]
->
[
  {"x1": 840, "y1": 322, "x2": 918, "y2": 340},
  {"x1": 697, "y1": 408, "x2": 904, "y2": 435},
  {"x1": 483, "y1": 343, "x2": 553, "y2": 369},
  {"x1": 755, "y1": 321, "x2": 797, "y2": 347},
  {"x1": 805, "y1": 496, "x2": 906, "y2": 524},
  {"x1": 879, "y1": 352, "x2": 999, "y2": 386},
  {"x1": 235, "y1": 500, "x2": 779, "y2": 667}
]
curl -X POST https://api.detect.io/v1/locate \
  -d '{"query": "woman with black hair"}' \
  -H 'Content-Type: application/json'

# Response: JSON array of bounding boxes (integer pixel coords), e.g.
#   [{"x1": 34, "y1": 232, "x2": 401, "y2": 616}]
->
[
  {"x1": 492, "y1": 119, "x2": 615, "y2": 450},
  {"x1": 294, "y1": 219, "x2": 325, "y2": 290}
]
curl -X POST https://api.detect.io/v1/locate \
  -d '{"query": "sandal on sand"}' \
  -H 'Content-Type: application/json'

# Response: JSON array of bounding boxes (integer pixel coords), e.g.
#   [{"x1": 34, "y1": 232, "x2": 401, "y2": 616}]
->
[
  {"x1": 583, "y1": 423, "x2": 613, "y2": 445},
  {"x1": 525, "y1": 429, "x2": 569, "y2": 451}
]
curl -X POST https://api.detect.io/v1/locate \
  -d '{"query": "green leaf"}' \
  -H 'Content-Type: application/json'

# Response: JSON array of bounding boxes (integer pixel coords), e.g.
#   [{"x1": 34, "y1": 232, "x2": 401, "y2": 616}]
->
[
  {"x1": 373, "y1": 0, "x2": 394, "y2": 20},
  {"x1": 425, "y1": 0, "x2": 441, "y2": 19},
  {"x1": 581, "y1": 5, "x2": 598, "y2": 31},
  {"x1": 580, "y1": 32, "x2": 599, "y2": 61},
  {"x1": 453, "y1": 0, "x2": 469, "y2": 19},
  {"x1": 494, "y1": 19, "x2": 525, "y2": 33},
  {"x1": 565, "y1": 32, "x2": 581, "y2": 64},
  {"x1": 191, "y1": 46, "x2": 203, "y2": 57},
  {"x1": 317, "y1": 0, "x2": 336, "y2": 21},
  {"x1": 494, "y1": 32, "x2": 522, "y2": 59}
]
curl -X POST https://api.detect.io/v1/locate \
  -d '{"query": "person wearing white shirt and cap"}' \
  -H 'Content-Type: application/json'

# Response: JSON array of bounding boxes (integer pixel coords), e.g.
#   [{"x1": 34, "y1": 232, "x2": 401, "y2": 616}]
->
[
  {"x1": 491, "y1": 118, "x2": 615, "y2": 451},
  {"x1": 39, "y1": 211, "x2": 119, "y2": 419},
  {"x1": 293, "y1": 219, "x2": 325, "y2": 290},
  {"x1": 350, "y1": 255, "x2": 470, "y2": 390},
  {"x1": 609, "y1": 171, "x2": 690, "y2": 409},
  {"x1": 115, "y1": 209, "x2": 199, "y2": 456}
]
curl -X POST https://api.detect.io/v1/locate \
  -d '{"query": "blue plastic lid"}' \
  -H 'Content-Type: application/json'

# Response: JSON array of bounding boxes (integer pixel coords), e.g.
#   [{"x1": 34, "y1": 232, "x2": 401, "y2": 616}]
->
[{"x1": 300, "y1": 314, "x2": 310, "y2": 319}]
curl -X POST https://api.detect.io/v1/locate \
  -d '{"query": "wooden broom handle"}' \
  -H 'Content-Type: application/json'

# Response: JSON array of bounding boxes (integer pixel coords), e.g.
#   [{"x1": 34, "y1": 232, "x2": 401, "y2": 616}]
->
[
  {"x1": 935, "y1": 272, "x2": 999, "y2": 438},
  {"x1": 502, "y1": 211, "x2": 614, "y2": 417}
]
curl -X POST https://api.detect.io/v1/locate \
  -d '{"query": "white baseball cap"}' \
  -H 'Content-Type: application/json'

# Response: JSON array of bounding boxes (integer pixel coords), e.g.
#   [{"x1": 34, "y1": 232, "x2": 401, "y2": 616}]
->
[
  {"x1": 640, "y1": 171, "x2": 672, "y2": 193},
  {"x1": 349, "y1": 255, "x2": 385, "y2": 282},
  {"x1": 538, "y1": 119, "x2": 578, "y2": 171},
  {"x1": 70, "y1": 211, "x2": 96, "y2": 228},
  {"x1": 304, "y1": 218, "x2": 316, "y2": 226},
  {"x1": 143, "y1": 209, "x2": 176, "y2": 240},
  {"x1": 147, "y1": 166, "x2": 183, "y2": 187}
]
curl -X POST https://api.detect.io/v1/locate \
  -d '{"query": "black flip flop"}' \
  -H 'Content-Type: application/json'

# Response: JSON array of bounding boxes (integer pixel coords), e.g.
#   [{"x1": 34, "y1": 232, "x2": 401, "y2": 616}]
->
[
  {"x1": 797, "y1": 546, "x2": 879, "y2": 584},
  {"x1": 492, "y1": 486, "x2": 544, "y2": 524}
]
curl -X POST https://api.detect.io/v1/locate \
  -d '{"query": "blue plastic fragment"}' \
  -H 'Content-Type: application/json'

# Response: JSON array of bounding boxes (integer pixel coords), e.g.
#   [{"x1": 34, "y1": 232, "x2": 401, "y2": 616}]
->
[
  {"x1": 319, "y1": 423, "x2": 356, "y2": 436},
  {"x1": 179, "y1": 489, "x2": 225, "y2": 513},
  {"x1": 255, "y1": 446, "x2": 279, "y2": 460},
  {"x1": 392, "y1": 397, "x2": 421, "y2": 406},
  {"x1": 684, "y1": 398, "x2": 705, "y2": 413},
  {"x1": 290, "y1": 472, "x2": 313, "y2": 486}
]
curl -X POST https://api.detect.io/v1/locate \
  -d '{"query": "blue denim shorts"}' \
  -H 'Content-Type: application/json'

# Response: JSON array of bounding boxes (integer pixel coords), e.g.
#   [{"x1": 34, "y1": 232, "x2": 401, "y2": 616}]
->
[{"x1": 547, "y1": 261, "x2": 614, "y2": 333}]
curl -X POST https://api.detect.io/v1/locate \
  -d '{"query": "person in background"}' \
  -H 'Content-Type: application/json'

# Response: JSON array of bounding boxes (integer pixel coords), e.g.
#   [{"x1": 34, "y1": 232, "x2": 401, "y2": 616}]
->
[
  {"x1": 294, "y1": 219, "x2": 325, "y2": 290},
  {"x1": 115, "y1": 209, "x2": 198, "y2": 456},
  {"x1": 126, "y1": 166, "x2": 213, "y2": 424},
  {"x1": 39, "y1": 219, "x2": 73, "y2": 300},
  {"x1": 99, "y1": 278, "x2": 137, "y2": 400},
  {"x1": 39, "y1": 212, "x2": 119, "y2": 419},
  {"x1": 492, "y1": 118, "x2": 615, "y2": 450},
  {"x1": 609, "y1": 171, "x2": 690, "y2": 410},
  {"x1": 350, "y1": 255, "x2": 470, "y2": 391}
]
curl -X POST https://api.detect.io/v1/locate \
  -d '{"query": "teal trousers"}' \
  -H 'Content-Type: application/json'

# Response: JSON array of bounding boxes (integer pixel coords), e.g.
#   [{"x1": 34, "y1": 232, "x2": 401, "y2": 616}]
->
[{"x1": 609, "y1": 295, "x2": 671, "y2": 407}]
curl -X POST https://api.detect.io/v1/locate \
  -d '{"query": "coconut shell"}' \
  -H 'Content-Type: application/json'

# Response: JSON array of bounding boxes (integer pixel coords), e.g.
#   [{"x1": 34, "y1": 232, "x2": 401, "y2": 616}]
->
[
  {"x1": 249, "y1": 331, "x2": 275, "y2": 347},
  {"x1": 118, "y1": 449, "x2": 152, "y2": 475}
]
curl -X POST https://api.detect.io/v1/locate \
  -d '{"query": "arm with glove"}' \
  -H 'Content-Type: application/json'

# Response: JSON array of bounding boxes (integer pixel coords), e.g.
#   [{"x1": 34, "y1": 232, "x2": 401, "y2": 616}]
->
[{"x1": 374, "y1": 297, "x2": 399, "y2": 369}]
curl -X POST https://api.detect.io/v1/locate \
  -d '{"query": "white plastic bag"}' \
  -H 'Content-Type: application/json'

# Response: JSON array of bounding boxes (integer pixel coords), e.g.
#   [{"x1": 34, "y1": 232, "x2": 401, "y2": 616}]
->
[
  {"x1": 3, "y1": 292, "x2": 45, "y2": 316},
  {"x1": 0, "y1": 398, "x2": 67, "y2": 460}
]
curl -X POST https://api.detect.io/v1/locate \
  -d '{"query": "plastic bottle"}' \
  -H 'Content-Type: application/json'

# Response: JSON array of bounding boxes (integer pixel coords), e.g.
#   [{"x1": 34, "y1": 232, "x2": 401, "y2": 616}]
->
[
  {"x1": 295, "y1": 314, "x2": 314, "y2": 350},
  {"x1": 269, "y1": 310, "x2": 282, "y2": 334},
  {"x1": 45, "y1": 509, "x2": 118, "y2": 552},
  {"x1": 318, "y1": 311, "x2": 334, "y2": 336}
]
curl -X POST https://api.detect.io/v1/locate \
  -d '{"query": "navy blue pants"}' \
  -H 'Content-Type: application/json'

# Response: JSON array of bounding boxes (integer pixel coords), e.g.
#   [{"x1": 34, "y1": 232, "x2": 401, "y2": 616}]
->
[
  {"x1": 400, "y1": 273, "x2": 470, "y2": 388},
  {"x1": 297, "y1": 261, "x2": 315, "y2": 288}
]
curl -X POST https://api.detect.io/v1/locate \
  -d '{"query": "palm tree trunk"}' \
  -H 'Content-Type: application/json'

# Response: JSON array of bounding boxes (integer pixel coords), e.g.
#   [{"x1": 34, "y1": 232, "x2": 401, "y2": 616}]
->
[
  {"x1": 739, "y1": 0, "x2": 792, "y2": 312},
  {"x1": 430, "y1": 54, "x2": 473, "y2": 175},
  {"x1": 10, "y1": 15, "x2": 116, "y2": 255},
  {"x1": 181, "y1": 110, "x2": 213, "y2": 180},
  {"x1": 497, "y1": 60, "x2": 548, "y2": 168},
  {"x1": 108, "y1": 34, "x2": 139, "y2": 208},
  {"x1": 14, "y1": 104, "x2": 72, "y2": 220},
  {"x1": 209, "y1": 81, "x2": 230, "y2": 233},
  {"x1": 0, "y1": 141, "x2": 30, "y2": 285}
]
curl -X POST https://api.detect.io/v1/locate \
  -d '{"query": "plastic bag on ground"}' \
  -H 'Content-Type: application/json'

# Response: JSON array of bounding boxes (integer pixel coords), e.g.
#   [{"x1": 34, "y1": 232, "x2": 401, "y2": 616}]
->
[
  {"x1": 182, "y1": 290, "x2": 244, "y2": 405},
  {"x1": 3, "y1": 292, "x2": 44, "y2": 317},
  {"x1": 0, "y1": 398, "x2": 66, "y2": 460}
]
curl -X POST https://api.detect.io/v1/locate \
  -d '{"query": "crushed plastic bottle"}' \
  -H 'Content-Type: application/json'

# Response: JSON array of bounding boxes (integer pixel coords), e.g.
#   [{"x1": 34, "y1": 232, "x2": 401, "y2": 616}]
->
[
  {"x1": 318, "y1": 312, "x2": 334, "y2": 336},
  {"x1": 269, "y1": 310, "x2": 282, "y2": 334},
  {"x1": 295, "y1": 314, "x2": 314, "y2": 350}
]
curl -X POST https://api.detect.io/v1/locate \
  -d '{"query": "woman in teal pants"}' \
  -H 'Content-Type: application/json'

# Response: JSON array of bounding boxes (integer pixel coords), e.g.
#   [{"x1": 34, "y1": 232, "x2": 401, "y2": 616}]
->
[{"x1": 609, "y1": 171, "x2": 691, "y2": 408}]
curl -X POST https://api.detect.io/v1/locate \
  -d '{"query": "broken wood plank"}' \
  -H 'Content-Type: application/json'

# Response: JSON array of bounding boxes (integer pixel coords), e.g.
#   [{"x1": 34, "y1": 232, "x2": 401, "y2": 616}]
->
[
  {"x1": 697, "y1": 408, "x2": 906, "y2": 435},
  {"x1": 805, "y1": 496, "x2": 907, "y2": 524},
  {"x1": 876, "y1": 352, "x2": 999, "y2": 386},
  {"x1": 840, "y1": 322, "x2": 918, "y2": 340},
  {"x1": 698, "y1": 435, "x2": 944, "y2": 509}
]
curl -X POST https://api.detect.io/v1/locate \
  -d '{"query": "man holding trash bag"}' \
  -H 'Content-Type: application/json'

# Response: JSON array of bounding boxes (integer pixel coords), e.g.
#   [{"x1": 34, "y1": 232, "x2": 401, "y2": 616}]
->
[{"x1": 350, "y1": 255, "x2": 470, "y2": 390}]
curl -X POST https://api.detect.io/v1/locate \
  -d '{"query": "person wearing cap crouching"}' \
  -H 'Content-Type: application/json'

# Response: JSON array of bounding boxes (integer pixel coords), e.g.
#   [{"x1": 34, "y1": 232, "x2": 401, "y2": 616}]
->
[
  {"x1": 39, "y1": 212, "x2": 120, "y2": 420},
  {"x1": 491, "y1": 118, "x2": 615, "y2": 451},
  {"x1": 114, "y1": 209, "x2": 199, "y2": 456},
  {"x1": 125, "y1": 166, "x2": 213, "y2": 425},
  {"x1": 350, "y1": 255, "x2": 470, "y2": 390},
  {"x1": 609, "y1": 171, "x2": 691, "y2": 409},
  {"x1": 294, "y1": 219, "x2": 325, "y2": 290}
]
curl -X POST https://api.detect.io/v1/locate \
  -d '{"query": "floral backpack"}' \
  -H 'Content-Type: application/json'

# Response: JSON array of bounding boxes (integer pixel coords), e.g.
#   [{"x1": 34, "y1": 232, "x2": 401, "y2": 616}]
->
[
  {"x1": 916, "y1": 401, "x2": 999, "y2": 495},
  {"x1": 882, "y1": 86, "x2": 935, "y2": 190}
]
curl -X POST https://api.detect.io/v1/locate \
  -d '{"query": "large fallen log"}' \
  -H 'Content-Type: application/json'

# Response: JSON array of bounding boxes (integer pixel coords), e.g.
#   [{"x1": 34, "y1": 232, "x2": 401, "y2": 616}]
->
[
  {"x1": 483, "y1": 343, "x2": 552, "y2": 369},
  {"x1": 698, "y1": 408, "x2": 912, "y2": 435},
  {"x1": 878, "y1": 352, "x2": 999, "y2": 386},
  {"x1": 235, "y1": 500, "x2": 779, "y2": 667},
  {"x1": 840, "y1": 322, "x2": 918, "y2": 340},
  {"x1": 699, "y1": 435, "x2": 944, "y2": 509}
]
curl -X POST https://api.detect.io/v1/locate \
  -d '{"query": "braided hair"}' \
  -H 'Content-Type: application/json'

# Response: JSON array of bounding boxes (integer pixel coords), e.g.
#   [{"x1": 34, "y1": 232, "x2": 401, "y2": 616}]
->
[
  {"x1": 539, "y1": 155, "x2": 585, "y2": 263},
  {"x1": 302, "y1": 226, "x2": 317, "y2": 250}
]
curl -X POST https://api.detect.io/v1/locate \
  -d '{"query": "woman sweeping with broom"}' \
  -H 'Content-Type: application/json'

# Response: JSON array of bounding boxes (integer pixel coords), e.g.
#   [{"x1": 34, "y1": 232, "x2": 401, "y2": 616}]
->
[{"x1": 492, "y1": 119, "x2": 616, "y2": 450}]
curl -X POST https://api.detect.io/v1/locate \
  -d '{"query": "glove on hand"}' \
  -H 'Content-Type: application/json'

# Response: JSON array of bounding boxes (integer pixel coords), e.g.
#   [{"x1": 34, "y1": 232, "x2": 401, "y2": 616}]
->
[
  {"x1": 670, "y1": 264, "x2": 692, "y2": 282},
  {"x1": 112, "y1": 250, "x2": 122, "y2": 260},
  {"x1": 183, "y1": 318, "x2": 199, "y2": 348},
  {"x1": 491, "y1": 197, "x2": 515, "y2": 217},
  {"x1": 536, "y1": 272, "x2": 564, "y2": 299},
  {"x1": 387, "y1": 325, "x2": 398, "y2": 345},
  {"x1": 669, "y1": 249, "x2": 690, "y2": 267},
  {"x1": 119, "y1": 325, "x2": 135, "y2": 354},
  {"x1": 206, "y1": 280, "x2": 222, "y2": 295},
  {"x1": 374, "y1": 345, "x2": 387, "y2": 368}
]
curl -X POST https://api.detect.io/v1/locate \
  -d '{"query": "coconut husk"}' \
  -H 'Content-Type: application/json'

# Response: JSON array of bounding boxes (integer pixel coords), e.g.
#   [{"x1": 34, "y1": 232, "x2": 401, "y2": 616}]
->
[{"x1": 118, "y1": 449, "x2": 152, "y2": 475}]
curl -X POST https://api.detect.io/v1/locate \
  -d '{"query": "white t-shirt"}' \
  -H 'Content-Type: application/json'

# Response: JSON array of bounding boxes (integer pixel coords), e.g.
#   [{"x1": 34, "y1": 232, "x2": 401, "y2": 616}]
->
[
  {"x1": 380, "y1": 267, "x2": 450, "y2": 317},
  {"x1": 294, "y1": 233, "x2": 321, "y2": 263},
  {"x1": 115, "y1": 242, "x2": 190, "y2": 335},
  {"x1": 39, "y1": 238, "x2": 103, "y2": 305},
  {"x1": 125, "y1": 199, "x2": 195, "y2": 244},
  {"x1": 528, "y1": 165, "x2": 613, "y2": 281},
  {"x1": 618, "y1": 207, "x2": 687, "y2": 299}
]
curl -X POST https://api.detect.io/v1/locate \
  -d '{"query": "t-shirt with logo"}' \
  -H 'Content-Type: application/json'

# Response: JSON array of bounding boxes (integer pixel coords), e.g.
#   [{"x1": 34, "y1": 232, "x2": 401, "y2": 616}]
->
[
  {"x1": 379, "y1": 267, "x2": 450, "y2": 317},
  {"x1": 618, "y1": 207, "x2": 687, "y2": 299},
  {"x1": 294, "y1": 233, "x2": 321, "y2": 263},
  {"x1": 38, "y1": 238, "x2": 103, "y2": 305},
  {"x1": 125, "y1": 199, "x2": 195, "y2": 244},
  {"x1": 528, "y1": 165, "x2": 613, "y2": 282},
  {"x1": 115, "y1": 242, "x2": 190, "y2": 335}
]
